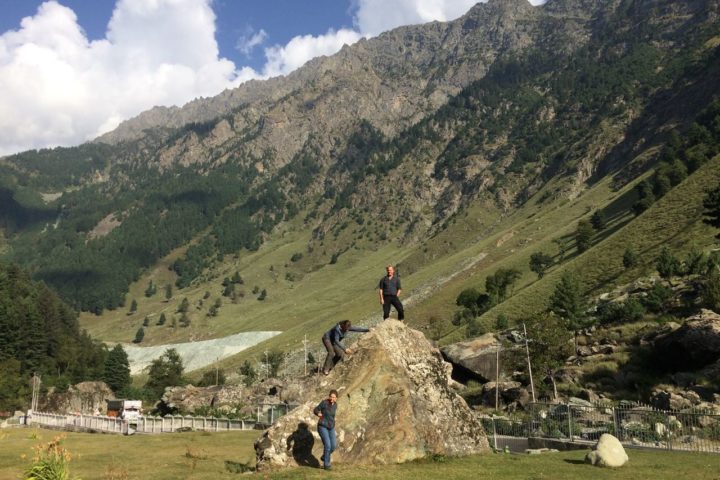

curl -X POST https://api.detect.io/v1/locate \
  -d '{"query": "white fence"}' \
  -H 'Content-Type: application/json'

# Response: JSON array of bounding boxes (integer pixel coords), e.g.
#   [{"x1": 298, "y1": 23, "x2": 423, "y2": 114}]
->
[
  {"x1": 29, "y1": 412, "x2": 258, "y2": 435},
  {"x1": 28, "y1": 403, "x2": 299, "y2": 435}
]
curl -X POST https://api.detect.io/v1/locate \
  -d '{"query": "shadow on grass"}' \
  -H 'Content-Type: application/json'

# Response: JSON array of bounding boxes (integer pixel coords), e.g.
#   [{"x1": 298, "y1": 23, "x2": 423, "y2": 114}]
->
[
  {"x1": 286, "y1": 422, "x2": 321, "y2": 468},
  {"x1": 563, "y1": 459, "x2": 586, "y2": 465}
]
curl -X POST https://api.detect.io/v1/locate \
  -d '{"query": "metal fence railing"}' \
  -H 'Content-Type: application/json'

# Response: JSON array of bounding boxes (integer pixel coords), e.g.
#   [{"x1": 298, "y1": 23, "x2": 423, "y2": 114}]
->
[
  {"x1": 28, "y1": 403, "x2": 299, "y2": 435},
  {"x1": 480, "y1": 401, "x2": 720, "y2": 454}
]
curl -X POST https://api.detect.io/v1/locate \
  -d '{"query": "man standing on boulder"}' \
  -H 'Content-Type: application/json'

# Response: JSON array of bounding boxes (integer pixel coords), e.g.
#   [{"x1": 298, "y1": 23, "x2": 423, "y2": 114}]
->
[
  {"x1": 314, "y1": 389, "x2": 338, "y2": 470},
  {"x1": 321, "y1": 320, "x2": 370, "y2": 375},
  {"x1": 379, "y1": 264, "x2": 404, "y2": 321}
]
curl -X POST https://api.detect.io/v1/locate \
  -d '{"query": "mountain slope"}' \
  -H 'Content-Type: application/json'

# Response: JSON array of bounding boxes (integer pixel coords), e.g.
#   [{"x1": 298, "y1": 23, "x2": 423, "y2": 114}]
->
[{"x1": 0, "y1": 0, "x2": 718, "y2": 376}]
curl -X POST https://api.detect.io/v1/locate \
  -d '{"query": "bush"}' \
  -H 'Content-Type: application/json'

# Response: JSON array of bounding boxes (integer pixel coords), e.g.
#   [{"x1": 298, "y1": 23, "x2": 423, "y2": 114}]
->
[
  {"x1": 495, "y1": 314, "x2": 509, "y2": 330},
  {"x1": 702, "y1": 269, "x2": 720, "y2": 311},
  {"x1": 466, "y1": 318, "x2": 486, "y2": 338},
  {"x1": 597, "y1": 297, "x2": 645, "y2": 324},
  {"x1": 643, "y1": 283, "x2": 673, "y2": 313}
]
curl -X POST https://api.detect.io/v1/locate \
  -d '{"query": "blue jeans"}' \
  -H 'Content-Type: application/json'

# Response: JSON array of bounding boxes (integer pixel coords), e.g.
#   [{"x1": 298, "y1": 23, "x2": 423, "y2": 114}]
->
[{"x1": 317, "y1": 424, "x2": 336, "y2": 468}]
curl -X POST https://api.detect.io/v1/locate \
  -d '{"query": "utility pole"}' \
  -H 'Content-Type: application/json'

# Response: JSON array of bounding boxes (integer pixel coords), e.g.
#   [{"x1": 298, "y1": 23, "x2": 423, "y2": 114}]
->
[
  {"x1": 30, "y1": 373, "x2": 41, "y2": 413},
  {"x1": 264, "y1": 350, "x2": 269, "y2": 379},
  {"x1": 495, "y1": 348, "x2": 500, "y2": 411},
  {"x1": 215, "y1": 356, "x2": 219, "y2": 386},
  {"x1": 523, "y1": 322, "x2": 536, "y2": 403},
  {"x1": 303, "y1": 334, "x2": 308, "y2": 376}
]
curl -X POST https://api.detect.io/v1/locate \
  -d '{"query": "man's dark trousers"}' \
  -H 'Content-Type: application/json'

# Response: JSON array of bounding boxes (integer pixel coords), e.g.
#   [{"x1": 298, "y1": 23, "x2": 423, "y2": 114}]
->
[{"x1": 382, "y1": 295, "x2": 404, "y2": 320}]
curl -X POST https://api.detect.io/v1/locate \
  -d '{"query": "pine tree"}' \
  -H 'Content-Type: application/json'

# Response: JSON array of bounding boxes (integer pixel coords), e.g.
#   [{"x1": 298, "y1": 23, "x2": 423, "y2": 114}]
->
[
  {"x1": 575, "y1": 220, "x2": 594, "y2": 253},
  {"x1": 103, "y1": 344, "x2": 131, "y2": 394},
  {"x1": 623, "y1": 248, "x2": 638, "y2": 269},
  {"x1": 549, "y1": 272, "x2": 592, "y2": 353},
  {"x1": 590, "y1": 210, "x2": 606, "y2": 231},
  {"x1": 656, "y1": 247, "x2": 680, "y2": 279},
  {"x1": 164, "y1": 284, "x2": 173, "y2": 301},
  {"x1": 526, "y1": 313, "x2": 572, "y2": 400},
  {"x1": 133, "y1": 327, "x2": 145, "y2": 343},
  {"x1": 129, "y1": 299, "x2": 138, "y2": 314},
  {"x1": 178, "y1": 297, "x2": 190, "y2": 313},
  {"x1": 703, "y1": 183, "x2": 720, "y2": 239},
  {"x1": 156, "y1": 313, "x2": 167, "y2": 326},
  {"x1": 145, "y1": 348, "x2": 185, "y2": 399}
]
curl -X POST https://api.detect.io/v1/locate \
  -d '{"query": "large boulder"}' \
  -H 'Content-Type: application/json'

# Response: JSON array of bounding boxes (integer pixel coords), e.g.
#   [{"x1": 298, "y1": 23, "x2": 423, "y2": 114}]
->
[
  {"x1": 40, "y1": 381, "x2": 113, "y2": 414},
  {"x1": 585, "y1": 433, "x2": 629, "y2": 467},
  {"x1": 441, "y1": 333, "x2": 511, "y2": 381},
  {"x1": 255, "y1": 320, "x2": 490, "y2": 470},
  {"x1": 654, "y1": 309, "x2": 720, "y2": 370}
]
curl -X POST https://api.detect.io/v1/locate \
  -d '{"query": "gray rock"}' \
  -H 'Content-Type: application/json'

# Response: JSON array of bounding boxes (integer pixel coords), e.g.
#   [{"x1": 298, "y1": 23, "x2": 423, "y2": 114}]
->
[
  {"x1": 441, "y1": 334, "x2": 512, "y2": 381},
  {"x1": 654, "y1": 309, "x2": 720, "y2": 370},
  {"x1": 585, "y1": 434, "x2": 629, "y2": 467}
]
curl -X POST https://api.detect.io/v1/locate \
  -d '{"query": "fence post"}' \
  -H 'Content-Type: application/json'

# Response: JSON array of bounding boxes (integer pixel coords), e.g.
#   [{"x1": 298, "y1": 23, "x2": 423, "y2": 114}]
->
[
  {"x1": 567, "y1": 402, "x2": 573, "y2": 442},
  {"x1": 492, "y1": 415, "x2": 498, "y2": 452},
  {"x1": 613, "y1": 407, "x2": 620, "y2": 441}
]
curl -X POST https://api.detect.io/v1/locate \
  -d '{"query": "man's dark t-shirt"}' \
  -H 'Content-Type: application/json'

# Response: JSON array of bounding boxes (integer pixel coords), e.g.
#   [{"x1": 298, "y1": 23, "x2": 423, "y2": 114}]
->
[{"x1": 379, "y1": 275, "x2": 401, "y2": 296}]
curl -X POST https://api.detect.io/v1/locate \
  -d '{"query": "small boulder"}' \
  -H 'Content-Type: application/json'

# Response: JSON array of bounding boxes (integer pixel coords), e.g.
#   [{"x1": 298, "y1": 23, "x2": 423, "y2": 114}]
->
[{"x1": 585, "y1": 433, "x2": 628, "y2": 467}]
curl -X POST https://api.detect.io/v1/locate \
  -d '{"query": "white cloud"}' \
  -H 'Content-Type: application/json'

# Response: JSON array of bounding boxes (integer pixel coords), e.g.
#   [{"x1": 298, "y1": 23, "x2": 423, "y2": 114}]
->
[
  {"x1": 0, "y1": 0, "x2": 241, "y2": 156},
  {"x1": 261, "y1": 29, "x2": 362, "y2": 78},
  {"x1": 236, "y1": 27, "x2": 267, "y2": 57},
  {"x1": 353, "y1": 0, "x2": 479, "y2": 36}
]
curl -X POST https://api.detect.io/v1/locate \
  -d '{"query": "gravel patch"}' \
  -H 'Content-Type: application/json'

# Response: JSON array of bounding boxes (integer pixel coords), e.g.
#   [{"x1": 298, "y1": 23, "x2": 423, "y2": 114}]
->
[{"x1": 122, "y1": 331, "x2": 281, "y2": 374}]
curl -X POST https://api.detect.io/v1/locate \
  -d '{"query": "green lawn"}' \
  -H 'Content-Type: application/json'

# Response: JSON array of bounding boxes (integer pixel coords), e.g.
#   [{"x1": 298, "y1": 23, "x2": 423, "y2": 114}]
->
[{"x1": 1, "y1": 428, "x2": 718, "y2": 480}]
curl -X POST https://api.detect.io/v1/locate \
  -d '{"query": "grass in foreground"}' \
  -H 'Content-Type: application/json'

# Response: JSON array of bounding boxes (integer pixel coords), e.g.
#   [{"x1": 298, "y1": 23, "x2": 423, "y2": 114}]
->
[{"x1": 1, "y1": 428, "x2": 719, "y2": 480}]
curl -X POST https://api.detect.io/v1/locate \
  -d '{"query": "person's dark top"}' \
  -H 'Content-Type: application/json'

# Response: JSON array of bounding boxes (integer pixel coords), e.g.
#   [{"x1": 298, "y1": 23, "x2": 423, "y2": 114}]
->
[
  {"x1": 314, "y1": 399, "x2": 337, "y2": 429},
  {"x1": 323, "y1": 323, "x2": 369, "y2": 352},
  {"x1": 379, "y1": 275, "x2": 401, "y2": 296}
]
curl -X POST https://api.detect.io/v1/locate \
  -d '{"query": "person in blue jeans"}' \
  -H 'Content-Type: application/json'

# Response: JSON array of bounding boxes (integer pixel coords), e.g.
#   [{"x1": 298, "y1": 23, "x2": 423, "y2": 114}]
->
[{"x1": 313, "y1": 389, "x2": 338, "y2": 470}]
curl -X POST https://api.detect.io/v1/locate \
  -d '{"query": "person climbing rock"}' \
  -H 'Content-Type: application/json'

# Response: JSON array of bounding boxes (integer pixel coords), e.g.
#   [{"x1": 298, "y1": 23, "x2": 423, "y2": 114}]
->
[{"x1": 321, "y1": 320, "x2": 370, "y2": 375}]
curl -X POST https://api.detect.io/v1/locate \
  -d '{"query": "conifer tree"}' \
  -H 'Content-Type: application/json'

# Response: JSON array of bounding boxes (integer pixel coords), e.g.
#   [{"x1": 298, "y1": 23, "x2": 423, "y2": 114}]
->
[
  {"x1": 549, "y1": 272, "x2": 592, "y2": 353},
  {"x1": 575, "y1": 220, "x2": 594, "y2": 253},
  {"x1": 145, "y1": 348, "x2": 185, "y2": 399},
  {"x1": 703, "y1": 183, "x2": 720, "y2": 239},
  {"x1": 103, "y1": 344, "x2": 131, "y2": 394},
  {"x1": 133, "y1": 327, "x2": 145, "y2": 344}
]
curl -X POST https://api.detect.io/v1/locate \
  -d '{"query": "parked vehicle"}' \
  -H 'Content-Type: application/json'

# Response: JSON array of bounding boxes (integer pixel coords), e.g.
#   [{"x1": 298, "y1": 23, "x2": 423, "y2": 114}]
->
[{"x1": 106, "y1": 399, "x2": 142, "y2": 422}]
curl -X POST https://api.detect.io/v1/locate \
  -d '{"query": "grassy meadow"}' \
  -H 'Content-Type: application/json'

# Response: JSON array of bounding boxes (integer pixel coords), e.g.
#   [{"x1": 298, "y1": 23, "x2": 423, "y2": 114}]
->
[{"x1": 1, "y1": 428, "x2": 719, "y2": 480}]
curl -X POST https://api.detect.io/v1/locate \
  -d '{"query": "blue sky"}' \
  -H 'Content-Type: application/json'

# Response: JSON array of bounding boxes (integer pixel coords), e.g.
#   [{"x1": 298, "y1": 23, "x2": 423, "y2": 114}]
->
[
  {"x1": 0, "y1": 0, "x2": 545, "y2": 156},
  {"x1": 0, "y1": 0, "x2": 356, "y2": 72}
]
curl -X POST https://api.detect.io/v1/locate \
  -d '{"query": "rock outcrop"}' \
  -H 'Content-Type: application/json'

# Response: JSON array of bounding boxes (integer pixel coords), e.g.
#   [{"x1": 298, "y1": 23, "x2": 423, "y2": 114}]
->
[
  {"x1": 255, "y1": 321, "x2": 489, "y2": 470},
  {"x1": 441, "y1": 333, "x2": 507, "y2": 382},
  {"x1": 40, "y1": 381, "x2": 113, "y2": 415},
  {"x1": 654, "y1": 309, "x2": 720, "y2": 370}
]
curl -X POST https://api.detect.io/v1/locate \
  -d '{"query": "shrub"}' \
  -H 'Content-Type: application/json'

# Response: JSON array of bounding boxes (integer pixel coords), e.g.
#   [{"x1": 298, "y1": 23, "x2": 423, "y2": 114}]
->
[
  {"x1": 643, "y1": 283, "x2": 673, "y2": 313},
  {"x1": 24, "y1": 435, "x2": 77, "y2": 480}
]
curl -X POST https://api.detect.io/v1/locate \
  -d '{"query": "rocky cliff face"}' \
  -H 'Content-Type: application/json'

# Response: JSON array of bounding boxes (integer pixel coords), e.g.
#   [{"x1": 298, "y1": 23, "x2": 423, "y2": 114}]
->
[{"x1": 254, "y1": 320, "x2": 489, "y2": 469}]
